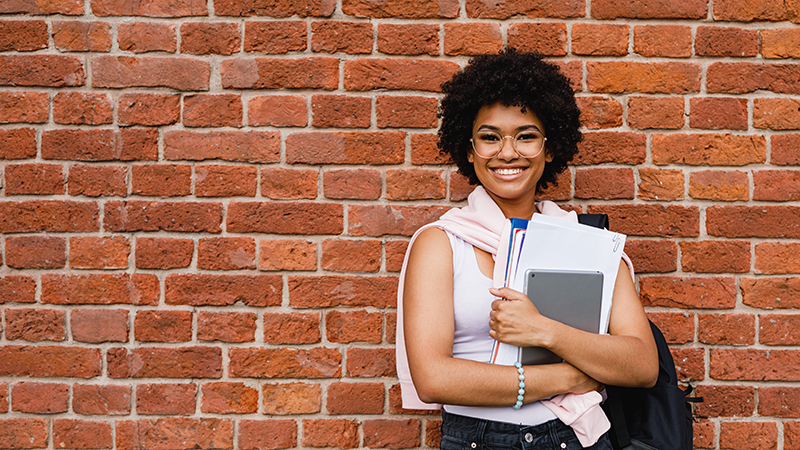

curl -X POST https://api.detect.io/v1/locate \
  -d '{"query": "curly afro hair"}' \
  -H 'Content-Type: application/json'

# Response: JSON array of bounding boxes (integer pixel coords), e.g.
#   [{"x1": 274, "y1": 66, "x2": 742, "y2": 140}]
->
[{"x1": 438, "y1": 49, "x2": 582, "y2": 191}]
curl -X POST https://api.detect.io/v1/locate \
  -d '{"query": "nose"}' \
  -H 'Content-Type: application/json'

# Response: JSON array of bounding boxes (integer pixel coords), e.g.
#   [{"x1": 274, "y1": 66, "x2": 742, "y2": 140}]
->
[{"x1": 496, "y1": 135, "x2": 518, "y2": 160}]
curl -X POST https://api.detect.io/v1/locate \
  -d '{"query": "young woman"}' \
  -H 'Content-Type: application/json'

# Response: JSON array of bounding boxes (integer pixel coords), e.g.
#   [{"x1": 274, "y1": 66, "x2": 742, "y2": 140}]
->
[{"x1": 396, "y1": 50, "x2": 658, "y2": 450}]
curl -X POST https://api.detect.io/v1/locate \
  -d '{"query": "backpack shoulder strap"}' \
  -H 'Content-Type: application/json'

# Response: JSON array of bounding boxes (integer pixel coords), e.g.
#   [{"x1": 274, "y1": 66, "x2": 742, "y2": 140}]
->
[{"x1": 577, "y1": 213, "x2": 610, "y2": 230}]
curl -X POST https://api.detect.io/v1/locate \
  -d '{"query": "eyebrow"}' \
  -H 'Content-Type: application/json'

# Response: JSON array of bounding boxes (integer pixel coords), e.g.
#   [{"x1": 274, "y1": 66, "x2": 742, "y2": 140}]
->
[{"x1": 476, "y1": 124, "x2": 544, "y2": 133}]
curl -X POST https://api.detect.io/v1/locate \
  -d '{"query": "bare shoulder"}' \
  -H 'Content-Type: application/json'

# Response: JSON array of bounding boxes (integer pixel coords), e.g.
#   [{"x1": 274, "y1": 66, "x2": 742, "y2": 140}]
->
[{"x1": 405, "y1": 227, "x2": 453, "y2": 280}]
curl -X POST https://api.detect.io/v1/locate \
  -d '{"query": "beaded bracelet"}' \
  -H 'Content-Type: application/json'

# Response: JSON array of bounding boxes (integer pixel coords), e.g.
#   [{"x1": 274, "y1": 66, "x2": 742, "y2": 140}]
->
[{"x1": 513, "y1": 361, "x2": 525, "y2": 409}]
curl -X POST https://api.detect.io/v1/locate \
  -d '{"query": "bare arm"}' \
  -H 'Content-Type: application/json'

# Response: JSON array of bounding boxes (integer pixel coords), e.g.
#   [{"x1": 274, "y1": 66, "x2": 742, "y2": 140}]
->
[
  {"x1": 489, "y1": 260, "x2": 658, "y2": 388},
  {"x1": 403, "y1": 228, "x2": 602, "y2": 406}
]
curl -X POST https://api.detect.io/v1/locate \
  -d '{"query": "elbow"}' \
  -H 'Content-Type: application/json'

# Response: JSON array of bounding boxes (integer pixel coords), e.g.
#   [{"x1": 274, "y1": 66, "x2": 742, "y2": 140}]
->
[{"x1": 413, "y1": 378, "x2": 447, "y2": 404}]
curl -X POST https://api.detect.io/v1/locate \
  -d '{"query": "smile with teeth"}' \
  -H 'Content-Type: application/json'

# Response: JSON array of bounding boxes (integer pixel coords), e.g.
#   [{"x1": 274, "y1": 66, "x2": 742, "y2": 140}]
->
[{"x1": 492, "y1": 167, "x2": 525, "y2": 175}]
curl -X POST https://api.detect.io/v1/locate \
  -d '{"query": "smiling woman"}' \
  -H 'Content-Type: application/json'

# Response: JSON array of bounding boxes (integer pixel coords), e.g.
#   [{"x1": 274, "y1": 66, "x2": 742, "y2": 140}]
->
[{"x1": 396, "y1": 50, "x2": 658, "y2": 450}]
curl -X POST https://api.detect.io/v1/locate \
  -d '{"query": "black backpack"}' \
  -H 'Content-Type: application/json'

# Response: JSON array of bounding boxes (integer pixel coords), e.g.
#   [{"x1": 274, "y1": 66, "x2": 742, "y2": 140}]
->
[{"x1": 578, "y1": 214, "x2": 702, "y2": 450}]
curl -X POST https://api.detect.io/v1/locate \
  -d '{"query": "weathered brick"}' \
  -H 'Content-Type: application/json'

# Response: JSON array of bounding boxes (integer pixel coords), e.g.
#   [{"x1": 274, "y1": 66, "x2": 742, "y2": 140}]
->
[
  {"x1": 201, "y1": 382, "x2": 258, "y2": 414},
  {"x1": 195, "y1": 165, "x2": 256, "y2": 198},
  {"x1": 261, "y1": 167, "x2": 318, "y2": 199},
  {"x1": 755, "y1": 242, "x2": 800, "y2": 274},
  {"x1": 653, "y1": 133, "x2": 766, "y2": 166},
  {"x1": 450, "y1": 171, "x2": 475, "y2": 201},
  {"x1": 136, "y1": 383, "x2": 196, "y2": 415},
  {"x1": 6, "y1": 235, "x2": 65, "y2": 269},
  {"x1": 707, "y1": 62, "x2": 800, "y2": 94},
  {"x1": 229, "y1": 347, "x2": 341, "y2": 378},
  {"x1": 386, "y1": 169, "x2": 446, "y2": 200},
  {"x1": 344, "y1": 0, "x2": 458, "y2": 18},
  {"x1": 348, "y1": 205, "x2": 448, "y2": 236},
  {"x1": 244, "y1": 21, "x2": 306, "y2": 53},
  {"x1": 227, "y1": 202, "x2": 342, "y2": 234},
  {"x1": 289, "y1": 275, "x2": 397, "y2": 308},
  {"x1": 165, "y1": 274, "x2": 281, "y2": 307},
  {"x1": 0, "y1": 384, "x2": 7, "y2": 413},
  {"x1": 754, "y1": 97, "x2": 800, "y2": 130},
  {"x1": 263, "y1": 312, "x2": 321, "y2": 344},
  {"x1": 377, "y1": 23, "x2": 439, "y2": 55},
  {"x1": 43, "y1": 128, "x2": 158, "y2": 161},
  {"x1": 323, "y1": 168, "x2": 382, "y2": 200},
  {"x1": 287, "y1": 131, "x2": 405, "y2": 165},
  {"x1": 574, "y1": 168, "x2": 634, "y2": 199},
  {"x1": 104, "y1": 201, "x2": 222, "y2": 233},
  {"x1": 587, "y1": 62, "x2": 701, "y2": 93},
  {"x1": 197, "y1": 237, "x2": 256, "y2": 271},
  {"x1": 248, "y1": 95, "x2": 307, "y2": 127},
  {"x1": 0, "y1": 346, "x2": 101, "y2": 378},
  {"x1": 311, "y1": 94, "x2": 370, "y2": 128},
  {"x1": 707, "y1": 206, "x2": 800, "y2": 238},
  {"x1": 311, "y1": 21, "x2": 372, "y2": 54},
  {"x1": 134, "y1": 310, "x2": 192, "y2": 343},
  {"x1": 671, "y1": 347, "x2": 705, "y2": 382},
  {"x1": 344, "y1": 58, "x2": 460, "y2": 92},
  {"x1": 217, "y1": 0, "x2": 335, "y2": 17},
  {"x1": 376, "y1": 95, "x2": 438, "y2": 129},
  {"x1": 259, "y1": 239, "x2": 317, "y2": 271},
  {"x1": 347, "y1": 348, "x2": 396, "y2": 377},
  {"x1": 183, "y1": 94, "x2": 243, "y2": 128},
  {"x1": 263, "y1": 383, "x2": 321, "y2": 415},
  {"x1": 711, "y1": 349, "x2": 800, "y2": 381},
  {"x1": 0, "y1": 55, "x2": 85, "y2": 87},
  {"x1": 507, "y1": 22, "x2": 567, "y2": 55},
  {"x1": 164, "y1": 130, "x2": 280, "y2": 163},
  {"x1": 588, "y1": 204, "x2": 699, "y2": 237},
  {"x1": 42, "y1": 273, "x2": 158, "y2": 305},
  {"x1": 73, "y1": 384, "x2": 131, "y2": 415},
  {"x1": 326, "y1": 310, "x2": 383, "y2": 343},
  {"x1": 5, "y1": 308, "x2": 65, "y2": 342},
  {"x1": 327, "y1": 382, "x2": 384, "y2": 414},
  {"x1": 67, "y1": 164, "x2": 128, "y2": 197},
  {"x1": 758, "y1": 387, "x2": 800, "y2": 418},
  {"x1": 12, "y1": 382, "x2": 68, "y2": 413},
  {"x1": 0, "y1": 92, "x2": 48, "y2": 124},
  {"x1": 633, "y1": 25, "x2": 692, "y2": 58},
  {"x1": 696, "y1": 26, "x2": 758, "y2": 57},
  {"x1": 773, "y1": 134, "x2": 800, "y2": 165},
  {"x1": 197, "y1": 311, "x2": 257, "y2": 343},
  {"x1": 624, "y1": 239, "x2": 678, "y2": 273},
  {"x1": 571, "y1": 23, "x2": 628, "y2": 56},
  {"x1": 688, "y1": 170, "x2": 749, "y2": 202},
  {"x1": 52, "y1": 20, "x2": 112, "y2": 52},
  {"x1": 719, "y1": 422, "x2": 777, "y2": 450},
  {"x1": 639, "y1": 276, "x2": 736, "y2": 309},
  {"x1": 0, "y1": 20, "x2": 48, "y2": 51},
  {"x1": 647, "y1": 312, "x2": 694, "y2": 344},
  {"x1": 108, "y1": 347, "x2": 222, "y2": 379},
  {"x1": 680, "y1": 240, "x2": 751, "y2": 273},
  {"x1": 131, "y1": 164, "x2": 192, "y2": 197},
  {"x1": 115, "y1": 419, "x2": 233, "y2": 450},
  {"x1": 238, "y1": 419, "x2": 297, "y2": 450},
  {"x1": 363, "y1": 419, "x2": 421, "y2": 449},
  {"x1": 135, "y1": 237, "x2": 193, "y2": 269},
  {"x1": 0, "y1": 128, "x2": 36, "y2": 160},
  {"x1": 0, "y1": 276, "x2": 38, "y2": 305},
  {"x1": 302, "y1": 419, "x2": 358, "y2": 448},
  {"x1": 628, "y1": 96, "x2": 684, "y2": 129},
  {"x1": 92, "y1": 0, "x2": 206, "y2": 15},
  {"x1": 576, "y1": 96, "x2": 623, "y2": 129},
  {"x1": 321, "y1": 239, "x2": 381, "y2": 272},
  {"x1": 592, "y1": 0, "x2": 707, "y2": 18},
  {"x1": 118, "y1": 93, "x2": 180, "y2": 127},
  {"x1": 464, "y1": 0, "x2": 583, "y2": 19},
  {"x1": 694, "y1": 385, "x2": 755, "y2": 417},
  {"x1": 5, "y1": 163, "x2": 64, "y2": 196},
  {"x1": 713, "y1": 0, "x2": 800, "y2": 22},
  {"x1": 637, "y1": 168, "x2": 684, "y2": 201},
  {"x1": 92, "y1": 56, "x2": 209, "y2": 90},
  {"x1": 180, "y1": 22, "x2": 240, "y2": 55},
  {"x1": 761, "y1": 28, "x2": 800, "y2": 58},
  {"x1": 689, "y1": 97, "x2": 748, "y2": 130},
  {"x1": 787, "y1": 422, "x2": 800, "y2": 450},
  {"x1": 0, "y1": 419, "x2": 47, "y2": 449},
  {"x1": 53, "y1": 419, "x2": 113, "y2": 449},
  {"x1": 118, "y1": 22, "x2": 176, "y2": 53},
  {"x1": 698, "y1": 313, "x2": 755, "y2": 345},
  {"x1": 741, "y1": 277, "x2": 800, "y2": 309},
  {"x1": 71, "y1": 309, "x2": 129, "y2": 343},
  {"x1": 0, "y1": 200, "x2": 99, "y2": 233},
  {"x1": 760, "y1": 314, "x2": 800, "y2": 345},
  {"x1": 222, "y1": 57, "x2": 338, "y2": 89},
  {"x1": 443, "y1": 22, "x2": 503, "y2": 56},
  {"x1": 573, "y1": 132, "x2": 647, "y2": 165},
  {"x1": 426, "y1": 419, "x2": 443, "y2": 447}
]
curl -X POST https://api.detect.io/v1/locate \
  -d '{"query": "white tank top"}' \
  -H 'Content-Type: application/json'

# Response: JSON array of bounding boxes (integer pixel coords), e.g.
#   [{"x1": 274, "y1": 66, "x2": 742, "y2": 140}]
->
[{"x1": 443, "y1": 231, "x2": 557, "y2": 426}]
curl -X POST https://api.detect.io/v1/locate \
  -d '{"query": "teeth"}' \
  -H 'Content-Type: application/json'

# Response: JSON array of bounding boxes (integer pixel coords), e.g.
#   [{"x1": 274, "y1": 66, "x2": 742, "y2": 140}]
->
[{"x1": 494, "y1": 168, "x2": 523, "y2": 175}]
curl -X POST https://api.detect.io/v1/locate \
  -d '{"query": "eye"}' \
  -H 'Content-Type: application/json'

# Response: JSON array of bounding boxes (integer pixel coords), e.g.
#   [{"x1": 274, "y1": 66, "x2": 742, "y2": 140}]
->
[
  {"x1": 516, "y1": 131, "x2": 543, "y2": 141},
  {"x1": 475, "y1": 131, "x2": 501, "y2": 142}
]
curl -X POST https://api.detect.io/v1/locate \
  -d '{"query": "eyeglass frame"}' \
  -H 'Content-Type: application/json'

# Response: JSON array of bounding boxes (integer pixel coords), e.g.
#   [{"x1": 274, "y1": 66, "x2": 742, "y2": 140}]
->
[{"x1": 469, "y1": 129, "x2": 548, "y2": 159}]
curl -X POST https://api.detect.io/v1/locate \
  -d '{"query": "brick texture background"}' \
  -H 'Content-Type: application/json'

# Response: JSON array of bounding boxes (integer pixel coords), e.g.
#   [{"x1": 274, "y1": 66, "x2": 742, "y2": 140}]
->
[{"x1": 0, "y1": 0, "x2": 799, "y2": 448}]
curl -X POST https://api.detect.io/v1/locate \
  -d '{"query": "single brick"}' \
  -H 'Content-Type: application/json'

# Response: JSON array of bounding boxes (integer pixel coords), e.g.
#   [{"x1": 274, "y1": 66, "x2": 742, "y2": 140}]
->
[
  {"x1": 118, "y1": 22, "x2": 176, "y2": 53},
  {"x1": 694, "y1": 385, "x2": 755, "y2": 417},
  {"x1": 136, "y1": 383, "x2": 197, "y2": 415},
  {"x1": 42, "y1": 273, "x2": 158, "y2": 305},
  {"x1": 183, "y1": 94, "x2": 243, "y2": 128},
  {"x1": 11, "y1": 382, "x2": 69, "y2": 413},
  {"x1": 73, "y1": 384, "x2": 131, "y2": 415},
  {"x1": 754, "y1": 170, "x2": 800, "y2": 201},
  {"x1": 261, "y1": 167, "x2": 318, "y2": 199},
  {"x1": 386, "y1": 168, "x2": 446, "y2": 200},
  {"x1": 228, "y1": 202, "x2": 342, "y2": 235},
  {"x1": 286, "y1": 131, "x2": 405, "y2": 165},
  {"x1": 91, "y1": 0, "x2": 207, "y2": 16},
  {"x1": 344, "y1": 58, "x2": 460, "y2": 92},
  {"x1": 623, "y1": 239, "x2": 678, "y2": 273},
  {"x1": 244, "y1": 21, "x2": 306, "y2": 53},
  {"x1": 165, "y1": 274, "x2": 282, "y2": 307},
  {"x1": 639, "y1": 276, "x2": 736, "y2": 309},
  {"x1": 302, "y1": 419, "x2": 358, "y2": 449},
  {"x1": 115, "y1": 419, "x2": 232, "y2": 450},
  {"x1": 0, "y1": 91, "x2": 48, "y2": 124},
  {"x1": 653, "y1": 134, "x2": 766, "y2": 166},
  {"x1": 104, "y1": 201, "x2": 222, "y2": 232},
  {"x1": 321, "y1": 239, "x2": 381, "y2": 272},
  {"x1": 201, "y1": 382, "x2": 258, "y2": 414},
  {"x1": 711, "y1": 349, "x2": 800, "y2": 381},
  {"x1": 311, "y1": 94, "x2": 371, "y2": 128},
  {"x1": 135, "y1": 237, "x2": 194, "y2": 269},
  {"x1": 363, "y1": 419, "x2": 421, "y2": 449},
  {"x1": 180, "y1": 22, "x2": 240, "y2": 55},
  {"x1": 263, "y1": 312, "x2": 321, "y2": 344},
  {"x1": 633, "y1": 25, "x2": 692, "y2": 58},
  {"x1": 377, "y1": 23, "x2": 439, "y2": 55},
  {"x1": 68, "y1": 164, "x2": 128, "y2": 197},
  {"x1": 773, "y1": 134, "x2": 800, "y2": 165},
  {"x1": 217, "y1": 0, "x2": 334, "y2": 16},
  {"x1": 719, "y1": 422, "x2": 777, "y2": 450},
  {"x1": 0, "y1": 200, "x2": 99, "y2": 233},
  {"x1": 53, "y1": 419, "x2": 113, "y2": 449},
  {"x1": 576, "y1": 96, "x2": 623, "y2": 129},
  {"x1": 708, "y1": 206, "x2": 800, "y2": 239},
  {"x1": 0, "y1": 276, "x2": 37, "y2": 304},
  {"x1": 592, "y1": 0, "x2": 707, "y2": 19},
  {"x1": 197, "y1": 311, "x2": 256, "y2": 343},
  {"x1": 0, "y1": 128, "x2": 36, "y2": 159},
  {"x1": 587, "y1": 204, "x2": 699, "y2": 237},
  {"x1": 69, "y1": 236, "x2": 130, "y2": 269},
  {"x1": 507, "y1": 23, "x2": 567, "y2": 56},
  {"x1": 0, "y1": 20, "x2": 47, "y2": 51},
  {"x1": 259, "y1": 239, "x2": 317, "y2": 271},
  {"x1": 222, "y1": 57, "x2": 339, "y2": 89},
  {"x1": 229, "y1": 347, "x2": 341, "y2": 379},
  {"x1": 248, "y1": 95, "x2": 307, "y2": 127},
  {"x1": 42, "y1": 128, "x2": 158, "y2": 161},
  {"x1": 4, "y1": 308, "x2": 65, "y2": 342},
  {"x1": 573, "y1": 132, "x2": 647, "y2": 165},
  {"x1": 0, "y1": 419, "x2": 47, "y2": 449},
  {"x1": 91, "y1": 55, "x2": 209, "y2": 91},
  {"x1": 638, "y1": 168, "x2": 684, "y2": 201},
  {"x1": 52, "y1": 21, "x2": 112, "y2": 52},
  {"x1": 760, "y1": 314, "x2": 800, "y2": 346},
  {"x1": 758, "y1": 387, "x2": 800, "y2": 418},
  {"x1": 688, "y1": 170, "x2": 749, "y2": 202},
  {"x1": 761, "y1": 28, "x2": 800, "y2": 59},
  {"x1": 327, "y1": 382, "x2": 384, "y2": 414},
  {"x1": 628, "y1": 96, "x2": 684, "y2": 129},
  {"x1": 443, "y1": 22, "x2": 503, "y2": 56},
  {"x1": 263, "y1": 383, "x2": 321, "y2": 415},
  {"x1": 5, "y1": 163, "x2": 65, "y2": 195},
  {"x1": 196, "y1": 165, "x2": 257, "y2": 197},
  {"x1": 0, "y1": 55, "x2": 85, "y2": 87},
  {"x1": 680, "y1": 240, "x2": 751, "y2": 273},
  {"x1": 134, "y1": 310, "x2": 193, "y2": 343},
  {"x1": 164, "y1": 130, "x2": 280, "y2": 163},
  {"x1": 698, "y1": 313, "x2": 756, "y2": 345},
  {"x1": 107, "y1": 347, "x2": 222, "y2": 379},
  {"x1": 707, "y1": 62, "x2": 800, "y2": 95},
  {"x1": 323, "y1": 168, "x2": 382, "y2": 200},
  {"x1": 571, "y1": 23, "x2": 629, "y2": 56},
  {"x1": 463, "y1": 0, "x2": 583, "y2": 19},
  {"x1": 0, "y1": 346, "x2": 101, "y2": 378},
  {"x1": 288, "y1": 275, "x2": 397, "y2": 308},
  {"x1": 197, "y1": 237, "x2": 256, "y2": 270},
  {"x1": 311, "y1": 21, "x2": 373, "y2": 54},
  {"x1": 385, "y1": 241, "x2": 409, "y2": 273},
  {"x1": 689, "y1": 97, "x2": 748, "y2": 130},
  {"x1": 6, "y1": 236, "x2": 66, "y2": 269},
  {"x1": 696, "y1": 26, "x2": 758, "y2": 57},
  {"x1": 71, "y1": 309, "x2": 129, "y2": 343},
  {"x1": 348, "y1": 205, "x2": 448, "y2": 237},
  {"x1": 647, "y1": 312, "x2": 694, "y2": 344},
  {"x1": 574, "y1": 167, "x2": 634, "y2": 199},
  {"x1": 376, "y1": 95, "x2": 438, "y2": 129},
  {"x1": 326, "y1": 310, "x2": 382, "y2": 344},
  {"x1": 754, "y1": 97, "x2": 800, "y2": 130},
  {"x1": 118, "y1": 93, "x2": 180, "y2": 126},
  {"x1": 755, "y1": 242, "x2": 800, "y2": 274},
  {"x1": 347, "y1": 348, "x2": 396, "y2": 377},
  {"x1": 586, "y1": 61, "x2": 701, "y2": 94}
]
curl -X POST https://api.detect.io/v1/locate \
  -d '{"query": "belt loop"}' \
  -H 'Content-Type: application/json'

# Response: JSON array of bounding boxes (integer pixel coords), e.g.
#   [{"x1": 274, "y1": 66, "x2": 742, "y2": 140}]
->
[{"x1": 475, "y1": 417, "x2": 488, "y2": 449}]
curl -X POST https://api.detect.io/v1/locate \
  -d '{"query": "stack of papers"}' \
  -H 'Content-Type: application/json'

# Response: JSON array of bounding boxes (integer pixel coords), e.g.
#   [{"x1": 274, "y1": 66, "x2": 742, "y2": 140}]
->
[{"x1": 490, "y1": 214, "x2": 626, "y2": 365}]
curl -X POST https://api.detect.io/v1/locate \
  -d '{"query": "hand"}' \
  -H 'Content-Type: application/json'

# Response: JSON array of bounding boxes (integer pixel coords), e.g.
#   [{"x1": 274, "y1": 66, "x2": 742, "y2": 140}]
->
[
  {"x1": 488, "y1": 287, "x2": 554, "y2": 348},
  {"x1": 559, "y1": 362, "x2": 604, "y2": 395}
]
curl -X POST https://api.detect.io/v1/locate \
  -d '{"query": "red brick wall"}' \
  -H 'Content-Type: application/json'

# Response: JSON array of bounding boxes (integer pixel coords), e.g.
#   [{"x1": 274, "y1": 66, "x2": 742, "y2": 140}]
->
[{"x1": 1, "y1": 0, "x2": 799, "y2": 448}]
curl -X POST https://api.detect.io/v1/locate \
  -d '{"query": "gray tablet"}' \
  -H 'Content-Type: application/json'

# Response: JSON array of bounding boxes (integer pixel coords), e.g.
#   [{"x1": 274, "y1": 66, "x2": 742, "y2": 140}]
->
[{"x1": 520, "y1": 269, "x2": 603, "y2": 365}]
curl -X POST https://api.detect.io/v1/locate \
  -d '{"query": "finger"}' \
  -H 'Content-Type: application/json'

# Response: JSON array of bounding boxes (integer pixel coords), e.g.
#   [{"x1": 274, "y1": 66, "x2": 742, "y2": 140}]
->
[{"x1": 488, "y1": 287, "x2": 527, "y2": 301}]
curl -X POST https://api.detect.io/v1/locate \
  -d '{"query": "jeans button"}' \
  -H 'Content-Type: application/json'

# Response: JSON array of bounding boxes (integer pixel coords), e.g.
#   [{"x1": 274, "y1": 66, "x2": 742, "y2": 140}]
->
[
  {"x1": 471, "y1": 443, "x2": 477, "y2": 449},
  {"x1": 524, "y1": 433, "x2": 534, "y2": 443},
  {"x1": 560, "y1": 443, "x2": 567, "y2": 449}
]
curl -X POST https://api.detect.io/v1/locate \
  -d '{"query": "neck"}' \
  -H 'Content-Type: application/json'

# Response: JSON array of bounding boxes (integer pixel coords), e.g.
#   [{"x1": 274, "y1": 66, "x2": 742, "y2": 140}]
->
[{"x1": 485, "y1": 191, "x2": 539, "y2": 220}]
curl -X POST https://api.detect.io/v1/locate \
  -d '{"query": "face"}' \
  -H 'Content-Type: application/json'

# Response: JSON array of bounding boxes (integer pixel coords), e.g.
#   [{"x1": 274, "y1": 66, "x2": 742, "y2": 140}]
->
[{"x1": 468, "y1": 103, "x2": 553, "y2": 216}]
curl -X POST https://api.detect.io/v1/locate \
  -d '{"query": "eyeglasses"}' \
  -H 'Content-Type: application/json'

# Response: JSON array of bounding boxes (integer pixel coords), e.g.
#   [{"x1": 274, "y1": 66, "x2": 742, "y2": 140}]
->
[{"x1": 470, "y1": 130, "x2": 547, "y2": 159}]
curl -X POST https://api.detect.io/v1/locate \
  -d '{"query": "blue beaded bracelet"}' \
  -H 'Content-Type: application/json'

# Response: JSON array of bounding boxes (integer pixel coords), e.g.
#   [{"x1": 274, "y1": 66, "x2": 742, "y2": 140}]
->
[{"x1": 513, "y1": 361, "x2": 525, "y2": 409}]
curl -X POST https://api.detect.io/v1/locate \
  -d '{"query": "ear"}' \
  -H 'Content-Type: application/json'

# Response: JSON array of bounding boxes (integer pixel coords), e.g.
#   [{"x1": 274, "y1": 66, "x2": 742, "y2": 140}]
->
[
  {"x1": 544, "y1": 150, "x2": 554, "y2": 163},
  {"x1": 467, "y1": 149, "x2": 474, "y2": 163}
]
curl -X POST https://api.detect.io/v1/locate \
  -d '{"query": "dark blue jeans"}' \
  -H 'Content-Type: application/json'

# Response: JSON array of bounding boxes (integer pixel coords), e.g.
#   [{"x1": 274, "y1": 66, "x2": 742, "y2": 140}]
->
[{"x1": 440, "y1": 410, "x2": 613, "y2": 450}]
